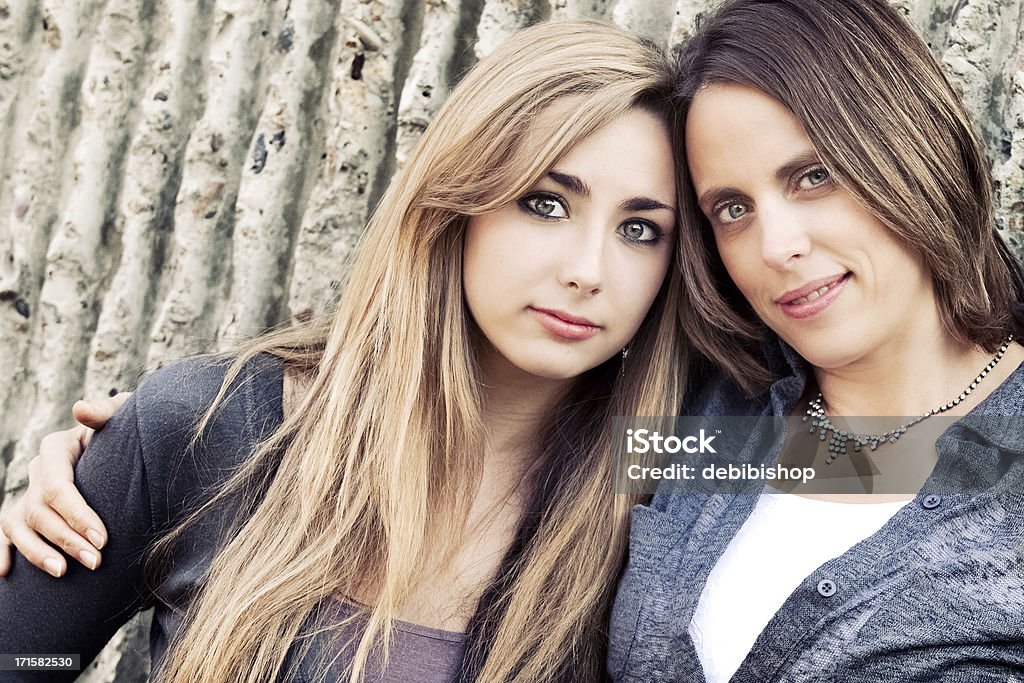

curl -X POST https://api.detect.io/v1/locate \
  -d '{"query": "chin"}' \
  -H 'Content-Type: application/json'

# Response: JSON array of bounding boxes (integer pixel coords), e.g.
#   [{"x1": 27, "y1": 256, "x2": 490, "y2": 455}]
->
[
  {"x1": 775, "y1": 328, "x2": 859, "y2": 371},
  {"x1": 791, "y1": 344, "x2": 862, "y2": 371},
  {"x1": 513, "y1": 351, "x2": 613, "y2": 381},
  {"x1": 521, "y1": 363, "x2": 590, "y2": 381}
]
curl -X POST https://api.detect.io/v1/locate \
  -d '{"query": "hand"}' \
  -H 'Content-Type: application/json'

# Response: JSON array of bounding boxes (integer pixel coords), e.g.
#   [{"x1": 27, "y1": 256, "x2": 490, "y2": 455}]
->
[{"x1": 0, "y1": 393, "x2": 131, "y2": 577}]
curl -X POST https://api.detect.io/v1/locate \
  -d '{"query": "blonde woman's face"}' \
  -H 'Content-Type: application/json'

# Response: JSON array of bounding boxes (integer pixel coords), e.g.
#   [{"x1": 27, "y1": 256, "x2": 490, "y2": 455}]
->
[
  {"x1": 685, "y1": 83, "x2": 936, "y2": 370},
  {"x1": 463, "y1": 107, "x2": 677, "y2": 381}
]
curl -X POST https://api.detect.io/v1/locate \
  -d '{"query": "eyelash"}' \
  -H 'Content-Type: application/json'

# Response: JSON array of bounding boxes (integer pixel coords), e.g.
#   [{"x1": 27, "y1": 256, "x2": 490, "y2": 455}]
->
[
  {"x1": 517, "y1": 192, "x2": 665, "y2": 245},
  {"x1": 710, "y1": 165, "x2": 833, "y2": 225},
  {"x1": 797, "y1": 166, "x2": 832, "y2": 190},
  {"x1": 518, "y1": 192, "x2": 568, "y2": 220},
  {"x1": 621, "y1": 220, "x2": 664, "y2": 245}
]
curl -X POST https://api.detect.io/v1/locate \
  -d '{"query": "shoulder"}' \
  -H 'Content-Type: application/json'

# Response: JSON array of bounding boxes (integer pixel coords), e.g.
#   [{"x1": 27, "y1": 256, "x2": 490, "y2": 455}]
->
[
  {"x1": 684, "y1": 335, "x2": 811, "y2": 417},
  {"x1": 134, "y1": 353, "x2": 284, "y2": 426},
  {"x1": 129, "y1": 353, "x2": 285, "y2": 524},
  {"x1": 978, "y1": 349, "x2": 1024, "y2": 413},
  {"x1": 130, "y1": 353, "x2": 284, "y2": 447}
]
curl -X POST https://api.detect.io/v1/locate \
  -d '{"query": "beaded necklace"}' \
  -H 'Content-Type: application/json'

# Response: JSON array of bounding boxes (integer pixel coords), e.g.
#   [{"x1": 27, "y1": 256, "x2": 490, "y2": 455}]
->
[{"x1": 804, "y1": 336, "x2": 1013, "y2": 464}]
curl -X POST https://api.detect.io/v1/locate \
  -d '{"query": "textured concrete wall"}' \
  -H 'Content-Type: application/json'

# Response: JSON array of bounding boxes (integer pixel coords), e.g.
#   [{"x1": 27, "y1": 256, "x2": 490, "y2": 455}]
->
[{"x1": 1, "y1": 0, "x2": 1022, "y2": 679}]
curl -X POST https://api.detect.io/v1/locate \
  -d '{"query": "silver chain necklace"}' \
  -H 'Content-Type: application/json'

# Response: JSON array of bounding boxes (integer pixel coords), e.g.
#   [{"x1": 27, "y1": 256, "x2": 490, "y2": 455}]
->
[{"x1": 804, "y1": 336, "x2": 1013, "y2": 464}]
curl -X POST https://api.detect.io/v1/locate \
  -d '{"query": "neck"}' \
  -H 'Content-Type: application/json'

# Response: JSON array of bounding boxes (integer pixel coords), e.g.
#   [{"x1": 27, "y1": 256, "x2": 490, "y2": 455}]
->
[
  {"x1": 813, "y1": 330, "x2": 1000, "y2": 417},
  {"x1": 476, "y1": 345, "x2": 573, "y2": 467}
]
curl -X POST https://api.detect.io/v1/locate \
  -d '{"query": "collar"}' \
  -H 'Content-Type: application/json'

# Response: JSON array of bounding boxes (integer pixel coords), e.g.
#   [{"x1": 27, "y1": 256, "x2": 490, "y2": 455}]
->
[
  {"x1": 953, "y1": 357, "x2": 1024, "y2": 456},
  {"x1": 759, "y1": 332, "x2": 808, "y2": 418}
]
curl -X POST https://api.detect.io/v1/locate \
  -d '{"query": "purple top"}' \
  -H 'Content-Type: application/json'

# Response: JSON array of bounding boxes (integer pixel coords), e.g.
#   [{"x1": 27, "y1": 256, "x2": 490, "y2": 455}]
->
[{"x1": 297, "y1": 600, "x2": 466, "y2": 681}]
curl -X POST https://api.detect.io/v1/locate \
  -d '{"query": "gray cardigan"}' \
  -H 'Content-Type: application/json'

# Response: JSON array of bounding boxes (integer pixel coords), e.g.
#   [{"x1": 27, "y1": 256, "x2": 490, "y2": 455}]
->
[
  {"x1": 0, "y1": 355, "x2": 465, "y2": 682},
  {"x1": 608, "y1": 340, "x2": 1024, "y2": 682}
]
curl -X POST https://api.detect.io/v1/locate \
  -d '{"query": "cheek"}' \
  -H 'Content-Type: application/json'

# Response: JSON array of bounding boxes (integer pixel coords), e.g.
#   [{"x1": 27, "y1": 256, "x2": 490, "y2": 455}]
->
[
  {"x1": 613, "y1": 251, "x2": 673, "y2": 329},
  {"x1": 715, "y1": 236, "x2": 759, "y2": 298},
  {"x1": 463, "y1": 219, "x2": 544, "y2": 325},
  {"x1": 462, "y1": 222, "x2": 506, "y2": 326}
]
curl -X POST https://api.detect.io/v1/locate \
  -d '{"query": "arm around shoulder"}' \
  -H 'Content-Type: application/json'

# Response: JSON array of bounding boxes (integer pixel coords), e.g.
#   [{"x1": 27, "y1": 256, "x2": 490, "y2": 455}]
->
[{"x1": 0, "y1": 355, "x2": 281, "y2": 677}]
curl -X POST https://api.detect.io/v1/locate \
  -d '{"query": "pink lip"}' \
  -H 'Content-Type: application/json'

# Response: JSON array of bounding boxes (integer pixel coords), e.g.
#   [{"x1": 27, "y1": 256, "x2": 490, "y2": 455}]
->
[
  {"x1": 776, "y1": 272, "x2": 851, "y2": 320},
  {"x1": 530, "y1": 307, "x2": 601, "y2": 340}
]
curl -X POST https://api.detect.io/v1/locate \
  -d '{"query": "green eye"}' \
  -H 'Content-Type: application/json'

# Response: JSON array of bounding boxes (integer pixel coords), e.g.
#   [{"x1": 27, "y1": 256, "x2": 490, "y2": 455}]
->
[
  {"x1": 619, "y1": 221, "x2": 660, "y2": 244},
  {"x1": 520, "y1": 194, "x2": 568, "y2": 219}
]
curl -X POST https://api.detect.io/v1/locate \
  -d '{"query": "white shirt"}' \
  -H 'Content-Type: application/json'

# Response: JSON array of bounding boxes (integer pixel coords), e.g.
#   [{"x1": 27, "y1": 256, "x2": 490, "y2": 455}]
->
[{"x1": 688, "y1": 489, "x2": 909, "y2": 683}]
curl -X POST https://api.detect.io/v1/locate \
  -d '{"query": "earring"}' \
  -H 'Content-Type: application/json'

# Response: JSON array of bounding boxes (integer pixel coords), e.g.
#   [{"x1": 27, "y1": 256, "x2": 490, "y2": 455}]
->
[{"x1": 620, "y1": 345, "x2": 630, "y2": 377}]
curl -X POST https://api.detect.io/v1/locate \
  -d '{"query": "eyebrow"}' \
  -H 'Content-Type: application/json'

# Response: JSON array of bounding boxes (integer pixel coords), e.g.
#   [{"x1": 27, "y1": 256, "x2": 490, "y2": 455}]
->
[
  {"x1": 774, "y1": 151, "x2": 822, "y2": 184},
  {"x1": 697, "y1": 185, "x2": 744, "y2": 213},
  {"x1": 620, "y1": 196, "x2": 675, "y2": 213},
  {"x1": 696, "y1": 151, "x2": 823, "y2": 210},
  {"x1": 548, "y1": 170, "x2": 591, "y2": 198},
  {"x1": 547, "y1": 170, "x2": 675, "y2": 213}
]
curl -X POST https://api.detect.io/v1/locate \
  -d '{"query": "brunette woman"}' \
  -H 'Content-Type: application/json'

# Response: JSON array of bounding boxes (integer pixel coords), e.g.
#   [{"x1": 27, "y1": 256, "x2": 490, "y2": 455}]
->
[{"x1": 610, "y1": 1, "x2": 1024, "y2": 680}]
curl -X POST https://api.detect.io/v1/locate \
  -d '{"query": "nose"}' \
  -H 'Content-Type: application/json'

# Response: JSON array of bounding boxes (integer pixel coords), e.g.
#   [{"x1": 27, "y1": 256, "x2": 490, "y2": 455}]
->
[
  {"x1": 758, "y1": 200, "x2": 811, "y2": 269},
  {"x1": 559, "y1": 223, "x2": 605, "y2": 295}
]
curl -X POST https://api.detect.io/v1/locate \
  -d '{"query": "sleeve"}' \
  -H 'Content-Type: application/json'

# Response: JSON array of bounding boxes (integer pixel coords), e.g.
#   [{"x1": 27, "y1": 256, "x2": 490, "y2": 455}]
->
[
  {"x1": 0, "y1": 391, "x2": 154, "y2": 682},
  {"x1": 0, "y1": 354, "x2": 284, "y2": 682}
]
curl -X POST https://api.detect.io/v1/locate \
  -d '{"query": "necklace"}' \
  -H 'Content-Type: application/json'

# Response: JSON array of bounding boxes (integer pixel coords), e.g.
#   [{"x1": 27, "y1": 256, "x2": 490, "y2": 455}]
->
[{"x1": 804, "y1": 336, "x2": 1013, "y2": 464}]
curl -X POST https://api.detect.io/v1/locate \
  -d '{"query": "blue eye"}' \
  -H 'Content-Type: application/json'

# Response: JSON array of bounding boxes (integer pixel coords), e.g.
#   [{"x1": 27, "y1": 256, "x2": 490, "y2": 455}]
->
[
  {"x1": 798, "y1": 167, "x2": 831, "y2": 190},
  {"x1": 714, "y1": 202, "x2": 750, "y2": 224},
  {"x1": 519, "y1": 193, "x2": 568, "y2": 219},
  {"x1": 619, "y1": 220, "x2": 661, "y2": 244}
]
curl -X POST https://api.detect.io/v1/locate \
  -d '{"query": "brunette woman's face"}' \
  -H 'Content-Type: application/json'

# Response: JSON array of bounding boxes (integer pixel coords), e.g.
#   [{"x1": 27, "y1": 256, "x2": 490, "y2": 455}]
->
[
  {"x1": 685, "y1": 83, "x2": 937, "y2": 370},
  {"x1": 463, "y1": 107, "x2": 677, "y2": 381}
]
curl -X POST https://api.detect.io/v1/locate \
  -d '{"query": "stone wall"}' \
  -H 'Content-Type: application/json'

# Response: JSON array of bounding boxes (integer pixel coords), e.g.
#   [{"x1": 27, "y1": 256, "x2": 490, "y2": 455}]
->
[{"x1": 1, "y1": 0, "x2": 1022, "y2": 679}]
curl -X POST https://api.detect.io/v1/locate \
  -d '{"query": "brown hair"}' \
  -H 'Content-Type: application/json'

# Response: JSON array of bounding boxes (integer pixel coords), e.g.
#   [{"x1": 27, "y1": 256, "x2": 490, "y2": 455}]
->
[
  {"x1": 671, "y1": 0, "x2": 1024, "y2": 393},
  {"x1": 149, "y1": 20, "x2": 687, "y2": 683}
]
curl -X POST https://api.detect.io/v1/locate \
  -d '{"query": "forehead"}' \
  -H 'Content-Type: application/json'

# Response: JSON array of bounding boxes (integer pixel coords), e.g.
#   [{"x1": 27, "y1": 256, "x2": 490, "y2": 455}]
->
[
  {"x1": 685, "y1": 83, "x2": 814, "y2": 189},
  {"x1": 544, "y1": 107, "x2": 677, "y2": 200}
]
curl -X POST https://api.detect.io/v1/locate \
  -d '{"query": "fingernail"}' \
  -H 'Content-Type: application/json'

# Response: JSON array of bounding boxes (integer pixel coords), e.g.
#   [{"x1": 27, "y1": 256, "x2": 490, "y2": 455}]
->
[
  {"x1": 79, "y1": 550, "x2": 98, "y2": 570},
  {"x1": 43, "y1": 557, "x2": 63, "y2": 577},
  {"x1": 86, "y1": 529, "x2": 105, "y2": 549}
]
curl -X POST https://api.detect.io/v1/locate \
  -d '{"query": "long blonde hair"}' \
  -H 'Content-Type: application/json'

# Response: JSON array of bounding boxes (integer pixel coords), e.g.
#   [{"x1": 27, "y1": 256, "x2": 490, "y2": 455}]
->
[{"x1": 149, "y1": 20, "x2": 687, "y2": 682}]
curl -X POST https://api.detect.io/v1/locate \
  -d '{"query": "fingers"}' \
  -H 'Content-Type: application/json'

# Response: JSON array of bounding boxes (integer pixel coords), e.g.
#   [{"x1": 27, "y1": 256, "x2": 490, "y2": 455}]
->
[
  {"x1": 28, "y1": 450, "x2": 108, "y2": 553},
  {"x1": 36, "y1": 427, "x2": 88, "y2": 476},
  {"x1": 1, "y1": 394, "x2": 125, "y2": 578},
  {"x1": 2, "y1": 507, "x2": 68, "y2": 578},
  {"x1": 23, "y1": 502, "x2": 101, "y2": 571},
  {"x1": 72, "y1": 392, "x2": 131, "y2": 432},
  {"x1": 2, "y1": 496, "x2": 103, "y2": 577}
]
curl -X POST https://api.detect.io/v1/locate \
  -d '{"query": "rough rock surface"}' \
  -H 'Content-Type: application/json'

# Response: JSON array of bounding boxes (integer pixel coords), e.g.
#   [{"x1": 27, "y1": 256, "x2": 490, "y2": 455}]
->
[{"x1": 0, "y1": 1, "x2": 1021, "y2": 679}]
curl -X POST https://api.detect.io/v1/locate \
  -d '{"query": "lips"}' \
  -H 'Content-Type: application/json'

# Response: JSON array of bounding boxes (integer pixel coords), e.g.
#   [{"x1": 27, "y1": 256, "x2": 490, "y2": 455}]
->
[
  {"x1": 776, "y1": 272, "x2": 851, "y2": 320},
  {"x1": 530, "y1": 307, "x2": 601, "y2": 341}
]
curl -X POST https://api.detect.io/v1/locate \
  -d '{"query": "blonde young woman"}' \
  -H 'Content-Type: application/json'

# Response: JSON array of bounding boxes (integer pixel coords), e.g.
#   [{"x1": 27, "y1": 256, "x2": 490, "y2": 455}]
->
[{"x1": 0, "y1": 21, "x2": 689, "y2": 682}]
